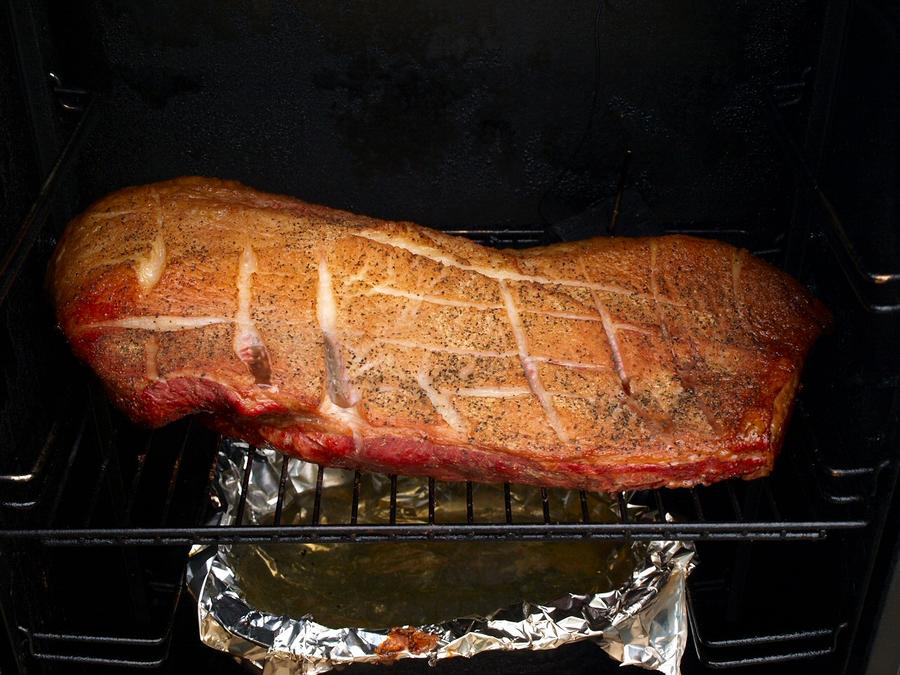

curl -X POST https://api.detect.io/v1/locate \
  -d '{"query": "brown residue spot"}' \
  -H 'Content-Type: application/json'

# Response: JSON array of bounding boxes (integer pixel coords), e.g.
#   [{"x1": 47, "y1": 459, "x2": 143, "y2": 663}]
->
[{"x1": 375, "y1": 627, "x2": 439, "y2": 657}]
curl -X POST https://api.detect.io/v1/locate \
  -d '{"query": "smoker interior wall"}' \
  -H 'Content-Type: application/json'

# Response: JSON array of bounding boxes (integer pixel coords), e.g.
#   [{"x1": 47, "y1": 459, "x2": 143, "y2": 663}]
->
[
  {"x1": 820, "y1": 0, "x2": 899, "y2": 272},
  {"x1": 812, "y1": 2, "x2": 900, "y2": 670},
  {"x1": 52, "y1": 0, "x2": 821, "y2": 233},
  {"x1": 0, "y1": 6, "x2": 40, "y2": 253}
]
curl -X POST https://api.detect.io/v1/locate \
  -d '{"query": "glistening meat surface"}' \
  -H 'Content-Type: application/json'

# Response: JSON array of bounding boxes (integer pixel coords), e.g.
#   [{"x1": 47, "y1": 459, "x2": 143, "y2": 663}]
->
[{"x1": 51, "y1": 178, "x2": 830, "y2": 491}]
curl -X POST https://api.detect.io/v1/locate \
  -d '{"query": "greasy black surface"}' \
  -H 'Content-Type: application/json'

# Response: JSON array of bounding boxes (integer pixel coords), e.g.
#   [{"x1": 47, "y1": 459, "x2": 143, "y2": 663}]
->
[
  {"x1": 55, "y1": 0, "x2": 821, "y2": 235},
  {"x1": 819, "y1": 0, "x2": 900, "y2": 273}
]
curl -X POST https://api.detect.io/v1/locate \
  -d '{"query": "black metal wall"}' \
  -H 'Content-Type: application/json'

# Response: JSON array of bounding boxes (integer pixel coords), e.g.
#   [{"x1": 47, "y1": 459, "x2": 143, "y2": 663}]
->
[
  {"x1": 45, "y1": 0, "x2": 822, "y2": 233},
  {"x1": 0, "y1": 5, "x2": 41, "y2": 253}
]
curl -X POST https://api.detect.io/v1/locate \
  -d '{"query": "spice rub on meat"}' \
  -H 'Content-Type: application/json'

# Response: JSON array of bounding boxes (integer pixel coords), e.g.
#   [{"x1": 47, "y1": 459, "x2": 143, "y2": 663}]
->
[{"x1": 51, "y1": 177, "x2": 830, "y2": 491}]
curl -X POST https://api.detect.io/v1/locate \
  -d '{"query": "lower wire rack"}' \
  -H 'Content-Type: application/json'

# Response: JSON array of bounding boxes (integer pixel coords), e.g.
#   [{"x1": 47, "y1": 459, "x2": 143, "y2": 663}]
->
[
  {"x1": 688, "y1": 588, "x2": 848, "y2": 669},
  {"x1": 21, "y1": 577, "x2": 183, "y2": 669}
]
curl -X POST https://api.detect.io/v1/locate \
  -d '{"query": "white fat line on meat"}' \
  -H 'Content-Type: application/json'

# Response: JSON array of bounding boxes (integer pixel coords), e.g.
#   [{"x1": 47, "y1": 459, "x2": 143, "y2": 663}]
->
[
  {"x1": 83, "y1": 316, "x2": 232, "y2": 331},
  {"x1": 525, "y1": 308, "x2": 600, "y2": 322},
  {"x1": 358, "y1": 331, "x2": 612, "y2": 378},
  {"x1": 316, "y1": 254, "x2": 364, "y2": 452},
  {"x1": 96, "y1": 254, "x2": 154, "y2": 267},
  {"x1": 369, "y1": 285, "x2": 499, "y2": 310},
  {"x1": 86, "y1": 209, "x2": 144, "y2": 220},
  {"x1": 577, "y1": 258, "x2": 631, "y2": 396},
  {"x1": 388, "y1": 268, "x2": 447, "y2": 335},
  {"x1": 234, "y1": 245, "x2": 274, "y2": 388},
  {"x1": 498, "y1": 279, "x2": 569, "y2": 443},
  {"x1": 416, "y1": 367, "x2": 468, "y2": 435},
  {"x1": 453, "y1": 387, "x2": 594, "y2": 402},
  {"x1": 613, "y1": 322, "x2": 656, "y2": 335},
  {"x1": 134, "y1": 233, "x2": 166, "y2": 293},
  {"x1": 374, "y1": 384, "x2": 595, "y2": 407},
  {"x1": 392, "y1": 294, "x2": 424, "y2": 333},
  {"x1": 369, "y1": 285, "x2": 619, "y2": 324},
  {"x1": 377, "y1": 338, "x2": 518, "y2": 359},
  {"x1": 344, "y1": 339, "x2": 383, "y2": 377},
  {"x1": 254, "y1": 269, "x2": 300, "y2": 278},
  {"x1": 597, "y1": 302, "x2": 631, "y2": 395},
  {"x1": 134, "y1": 190, "x2": 166, "y2": 293},
  {"x1": 453, "y1": 386, "x2": 531, "y2": 398},
  {"x1": 731, "y1": 248, "x2": 751, "y2": 333},
  {"x1": 236, "y1": 245, "x2": 258, "y2": 332},
  {"x1": 352, "y1": 356, "x2": 386, "y2": 377},
  {"x1": 353, "y1": 230, "x2": 634, "y2": 296},
  {"x1": 649, "y1": 242, "x2": 672, "y2": 342},
  {"x1": 342, "y1": 261, "x2": 372, "y2": 286},
  {"x1": 588, "y1": 293, "x2": 631, "y2": 395},
  {"x1": 318, "y1": 396, "x2": 367, "y2": 454},
  {"x1": 316, "y1": 254, "x2": 359, "y2": 407},
  {"x1": 353, "y1": 230, "x2": 688, "y2": 308},
  {"x1": 531, "y1": 356, "x2": 612, "y2": 371}
]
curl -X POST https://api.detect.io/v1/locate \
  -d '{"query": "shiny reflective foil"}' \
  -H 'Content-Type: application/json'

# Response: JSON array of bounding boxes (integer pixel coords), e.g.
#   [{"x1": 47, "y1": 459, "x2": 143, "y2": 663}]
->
[{"x1": 188, "y1": 440, "x2": 696, "y2": 674}]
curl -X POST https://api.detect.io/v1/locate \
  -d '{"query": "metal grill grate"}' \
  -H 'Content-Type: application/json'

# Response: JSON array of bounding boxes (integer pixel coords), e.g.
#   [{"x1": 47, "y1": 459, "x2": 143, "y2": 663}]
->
[{"x1": 0, "y1": 399, "x2": 874, "y2": 546}]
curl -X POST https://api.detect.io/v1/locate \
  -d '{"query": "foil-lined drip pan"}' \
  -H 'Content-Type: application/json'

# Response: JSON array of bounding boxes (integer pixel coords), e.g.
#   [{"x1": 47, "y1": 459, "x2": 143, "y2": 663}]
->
[{"x1": 188, "y1": 440, "x2": 696, "y2": 674}]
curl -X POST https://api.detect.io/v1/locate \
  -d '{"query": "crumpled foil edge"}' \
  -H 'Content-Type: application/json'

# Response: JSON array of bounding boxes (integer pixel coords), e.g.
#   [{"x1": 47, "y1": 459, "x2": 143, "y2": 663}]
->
[{"x1": 187, "y1": 441, "x2": 696, "y2": 675}]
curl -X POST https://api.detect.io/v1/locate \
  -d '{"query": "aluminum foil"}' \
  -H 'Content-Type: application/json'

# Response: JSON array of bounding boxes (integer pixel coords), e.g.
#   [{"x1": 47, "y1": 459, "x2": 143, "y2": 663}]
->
[{"x1": 188, "y1": 440, "x2": 695, "y2": 674}]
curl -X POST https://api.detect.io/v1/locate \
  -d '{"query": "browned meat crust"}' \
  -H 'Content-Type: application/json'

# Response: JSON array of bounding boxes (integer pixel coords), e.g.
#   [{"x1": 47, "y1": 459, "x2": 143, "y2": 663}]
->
[{"x1": 51, "y1": 177, "x2": 830, "y2": 491}]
